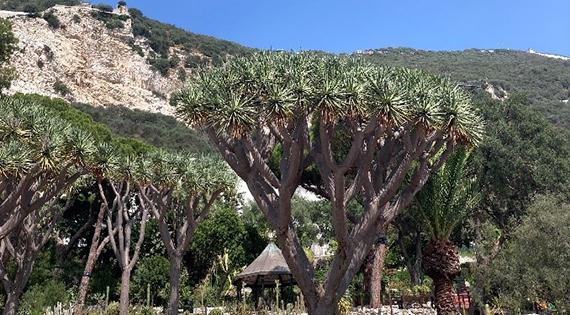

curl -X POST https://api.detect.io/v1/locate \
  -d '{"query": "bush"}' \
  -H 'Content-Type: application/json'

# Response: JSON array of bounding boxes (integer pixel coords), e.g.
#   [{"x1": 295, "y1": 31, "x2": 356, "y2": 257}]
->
[
  {"x1": 185, "y1": 54, "x2": 204, "y2": 68},
  {"x1": 23, "y1": 4, "x2": 40, "y2": 14},
  {"x1": 53, "y1": 80, "x2": 71, "y2": 96},
  {"x1": 43, "y1": 45, "x2": 55, "y2": 60},
  {"x1": 104, "y1": 302, "x2": 120, "y2": 315},
  {"x1": 169, "y1": 55, "x2": 180, "y2": 68},
  {"x1": 130, "y1": 256, "x2": 170, "y2": 305},
  {"x1": 105, "y1": 19, "x2": 124, "y2": 30},
  {"x1": 43, "y1": 11, "x2": 61, "y2": 29},
  {"x1": 177, "y1": 68, "x2": 187, "y2": 82},
  {"x1": 94, "y1": 3, "x2": 113, "y2": 12},
  {"x1": 209, "y1": 309, "x2": 223, "y2": 315},
  {"x1": 148, "y1": 58, "x2": 170, "y2": 76},
  {"x1": 72, "y1": 14, "x2": 81, "y2": 23},
  {"x1": 19, "y1": 280, "x2": 72, "y2": 315}
]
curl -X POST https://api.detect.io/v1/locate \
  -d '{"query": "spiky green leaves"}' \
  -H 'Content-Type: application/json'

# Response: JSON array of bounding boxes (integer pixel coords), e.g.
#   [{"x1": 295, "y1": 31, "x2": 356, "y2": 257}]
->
[
  {"x1": 138, "y1": 150, "x2": 235, "y2": 198},
  {"x1": 176, "y1": 52, "x2": 484, "y2": 145},
  {"x1": 414, "y1": 148, "x2": 480, "y2": 240},
  {"x1": 0, "y1": 98, "x2": 95, "y2": 176}
]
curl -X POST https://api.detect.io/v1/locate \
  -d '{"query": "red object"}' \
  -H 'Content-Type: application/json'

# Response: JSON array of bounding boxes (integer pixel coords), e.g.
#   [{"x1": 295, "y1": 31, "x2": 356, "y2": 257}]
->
[{"x1": 455, "y1": 290, "x2": 471, "y2": 309}]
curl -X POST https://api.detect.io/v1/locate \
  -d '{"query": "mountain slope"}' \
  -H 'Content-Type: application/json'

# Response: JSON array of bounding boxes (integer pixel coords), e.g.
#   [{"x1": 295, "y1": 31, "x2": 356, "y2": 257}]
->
[
  {"x1": 360, "y1": 48, "x2": 570, "y2": 127},
  {"x1": 1, "y1": 2, "x2": 251, "y2": 114}
]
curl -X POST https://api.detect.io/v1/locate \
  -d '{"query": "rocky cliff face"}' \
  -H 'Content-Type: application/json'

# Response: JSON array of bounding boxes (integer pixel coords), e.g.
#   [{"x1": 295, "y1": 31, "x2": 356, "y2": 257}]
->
[{"x1": 6, "y1": 5, "x2": 184, "y2": 115}]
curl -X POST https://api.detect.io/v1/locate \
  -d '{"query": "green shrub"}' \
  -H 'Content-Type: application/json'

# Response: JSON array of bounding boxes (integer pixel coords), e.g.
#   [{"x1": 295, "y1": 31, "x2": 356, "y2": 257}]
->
[
  {"x1": 53, "y1": 80, "x2": 71, "y2": 96},
  {"x1": 185, "y1": 54, "x2": 204, "y2": 68},
  {"x1": 104, "y1": 302, "x2": 120, "y2": 315},
  {"x1": 37, "y1": 59, "x2": 44, "y2": 68},
  {"x1": 337, "y1": 295, "x2": 352, "y2": 315},
  {"x1": 169, "y1": 55, "x2": 180, "y2": 68},
  {"x1": 43, "y1": 45, "x2": 54, "y2": 60},
  {"x1": 43, "y1": 11, "x2": 61, "y2": 29},
  {"x1": 105, "y1": 19, "x2": 124, "y2": 30},
  {"x1": 0, "y1": 0, "x2": 81, "y2": 12},
  {"x1": 209, "y1": 309, "x2": 223, "y2": 315},
  {"x1": 148, "y1": 57, "x2": 170, "y2": 76},
  {"x1": 23, "y1": 4, "x2": 40, "y2": 14},
  {"x1": 94, "y1": 3, "x2": 113, "y2": 12},
  {"x1": 72, "y1": 14, "x2": 81, "y2": 23},
  {"x1": 18, "y1": 280, "x2": 72, "y2": 315}
]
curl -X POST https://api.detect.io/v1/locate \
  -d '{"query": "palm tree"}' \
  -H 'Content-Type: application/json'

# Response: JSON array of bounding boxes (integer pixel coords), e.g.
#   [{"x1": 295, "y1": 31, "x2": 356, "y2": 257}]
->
[{"x1": 413, "y1": 148, "x2": 478, "y2": 315}]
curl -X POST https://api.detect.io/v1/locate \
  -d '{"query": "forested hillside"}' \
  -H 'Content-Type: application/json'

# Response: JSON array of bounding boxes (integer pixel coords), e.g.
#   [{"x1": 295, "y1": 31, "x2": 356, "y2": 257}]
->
[{"x1": 361, "y1": 48, "x2": 570, "y2": 127}]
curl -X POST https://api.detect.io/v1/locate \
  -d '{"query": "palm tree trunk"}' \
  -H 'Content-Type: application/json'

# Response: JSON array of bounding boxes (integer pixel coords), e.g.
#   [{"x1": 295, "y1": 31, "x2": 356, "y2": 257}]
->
[
  {"x1": 433, "y1": 276, "x2": 458, "y2": 315},
  {"x1": 423, "y1": 239, "x2": 461, "y2": 315}
]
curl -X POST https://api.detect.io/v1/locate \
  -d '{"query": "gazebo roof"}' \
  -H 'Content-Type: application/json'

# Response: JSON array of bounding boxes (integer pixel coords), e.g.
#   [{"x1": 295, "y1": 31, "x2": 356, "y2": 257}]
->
[{"x1": 233, "y1": 242, "x2": 296, "y2": 287}]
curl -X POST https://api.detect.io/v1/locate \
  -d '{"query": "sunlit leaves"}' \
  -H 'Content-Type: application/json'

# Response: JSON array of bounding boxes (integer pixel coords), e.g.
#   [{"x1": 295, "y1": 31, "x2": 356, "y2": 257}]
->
[{"x1": 176, "y1": 51, "x2": 483, "y2": 145}]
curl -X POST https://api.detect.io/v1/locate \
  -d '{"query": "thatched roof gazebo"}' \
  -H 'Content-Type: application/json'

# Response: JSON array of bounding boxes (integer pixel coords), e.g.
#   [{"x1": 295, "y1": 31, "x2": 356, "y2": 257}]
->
[
  {"x1": 233, "y1": 242, "x2": 296, "y2": 305},
  {"x1": 234, "y1": 242, "x2": 296, "y2": 288}
]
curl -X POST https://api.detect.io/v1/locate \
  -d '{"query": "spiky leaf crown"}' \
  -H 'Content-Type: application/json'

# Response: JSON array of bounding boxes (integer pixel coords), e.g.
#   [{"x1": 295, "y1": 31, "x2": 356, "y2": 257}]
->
[{"x1": 176, "y1": 52, "x2": 483, "y2": 145}]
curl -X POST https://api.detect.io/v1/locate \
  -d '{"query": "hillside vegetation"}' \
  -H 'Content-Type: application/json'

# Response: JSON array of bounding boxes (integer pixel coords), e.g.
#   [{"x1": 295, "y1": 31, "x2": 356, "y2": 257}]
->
[{"x1": 360, "y1": 48, "x2": 570, "y2": 127}]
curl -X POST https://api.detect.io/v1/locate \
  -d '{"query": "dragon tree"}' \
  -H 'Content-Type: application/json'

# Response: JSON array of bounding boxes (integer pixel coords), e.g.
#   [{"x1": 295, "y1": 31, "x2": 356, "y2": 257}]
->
[
  {"x1": 137, "y1": 151, "x2": 235, "y2": 315},
  {"x1": 0, "y1": 98, "x2": 94, "y2": 241},
  {"x1": 175, "y1": 52, "x2": 483, "y2": 314}
]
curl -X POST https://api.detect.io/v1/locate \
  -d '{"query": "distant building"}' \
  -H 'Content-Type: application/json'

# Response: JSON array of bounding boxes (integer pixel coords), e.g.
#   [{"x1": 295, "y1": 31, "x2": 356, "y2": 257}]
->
[{"x1": 114, "y1": 1, "x2": 128, "y2": 15}]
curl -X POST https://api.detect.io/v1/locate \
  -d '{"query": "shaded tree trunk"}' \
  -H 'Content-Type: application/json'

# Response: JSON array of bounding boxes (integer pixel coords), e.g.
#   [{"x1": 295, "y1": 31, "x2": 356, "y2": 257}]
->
[
  {"x1": 368, "y1": 243, "x2": 387, "y2": 308},
  {"x1": 308, "y1": 301, "x2": 336, "y2": 315},
  {"x1": 166, "y1": 255, "x2": 183, "y2": 315},
  {"x1": 1, "y1": 258, "x2": 32, "y2": 315},
  {"x1": 119, "y1": 268, "x2": 131, "y2": 315},
  {"x1": 2, "y1": 292, "x2": 22, "y2": 315},
  {"x1": 75, "y1": 201, "x2": 111, "y2": 315}
]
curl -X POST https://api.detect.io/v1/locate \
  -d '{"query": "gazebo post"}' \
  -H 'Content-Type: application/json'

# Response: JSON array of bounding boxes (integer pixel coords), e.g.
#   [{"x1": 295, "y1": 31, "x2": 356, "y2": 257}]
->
[
  {"x1": 260, "y1": 275, "x2": 265, "y2": 309},
  {"x1": 237, "y1": 281, "x2": 242, "y2": 301}
]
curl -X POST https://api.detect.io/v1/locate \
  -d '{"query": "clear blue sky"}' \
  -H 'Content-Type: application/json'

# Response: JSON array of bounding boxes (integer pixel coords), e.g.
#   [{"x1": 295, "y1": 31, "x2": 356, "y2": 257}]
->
[{"x1": 101, "y1": 0, "x2": 570, "y2": 56}]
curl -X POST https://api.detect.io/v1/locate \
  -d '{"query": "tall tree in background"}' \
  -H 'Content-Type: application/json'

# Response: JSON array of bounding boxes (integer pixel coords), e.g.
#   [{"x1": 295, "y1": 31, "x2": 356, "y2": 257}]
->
[
  {"x1": 176, "y1": 52, "x2": 483, "y2": 314},
  {"x1": 138, "y1": 152, "x2": 235, "y2": 315},
  {"x1": 413, "y1": 148, "x2": 478, "y2": 315},
  {"x1": 0, "y1": 18, "x2": 17, "y2": 92},
  {"x1": 101, "y1": 157, "x2": 149, "y2": 315}
]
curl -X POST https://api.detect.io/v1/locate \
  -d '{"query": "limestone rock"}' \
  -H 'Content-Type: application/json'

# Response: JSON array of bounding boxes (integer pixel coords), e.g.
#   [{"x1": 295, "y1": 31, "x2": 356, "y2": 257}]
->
[{"x1": 6, "y1": 5, "x2": 186, "y2": 116}]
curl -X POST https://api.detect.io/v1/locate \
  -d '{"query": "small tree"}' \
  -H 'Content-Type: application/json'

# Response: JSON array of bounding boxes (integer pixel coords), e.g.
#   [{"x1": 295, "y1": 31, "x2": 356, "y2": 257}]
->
[
  {"x1": 175, "y1": 52, "x2": 483, "y2": 314},
  {"x1": 0, "y1": 18, "x2": 18, "y2": 92},
  {"x1": 99, "y1": 155, "x2": 150, "y2": 315},
  {"x1": 0, "y1": 198, "x2": 72, "y2": 315},
  {"x1": 412, "y1": 148, "x2": 478, "y2": 314},
  {"x1": 138, "y1": 152, "x2": 235, "y2": 315}
]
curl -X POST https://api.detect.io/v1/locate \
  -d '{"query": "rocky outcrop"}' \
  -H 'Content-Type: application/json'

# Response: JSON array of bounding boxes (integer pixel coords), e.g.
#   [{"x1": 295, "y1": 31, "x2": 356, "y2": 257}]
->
[{"x1": 6, "y1": 5, "x2": 185, "y2": 115}]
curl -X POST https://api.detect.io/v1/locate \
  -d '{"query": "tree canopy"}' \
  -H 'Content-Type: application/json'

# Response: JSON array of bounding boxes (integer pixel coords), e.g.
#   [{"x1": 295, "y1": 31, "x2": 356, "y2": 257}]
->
[{"x1": 175, "y1": 51, "x2": 484, "y2": 314}]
